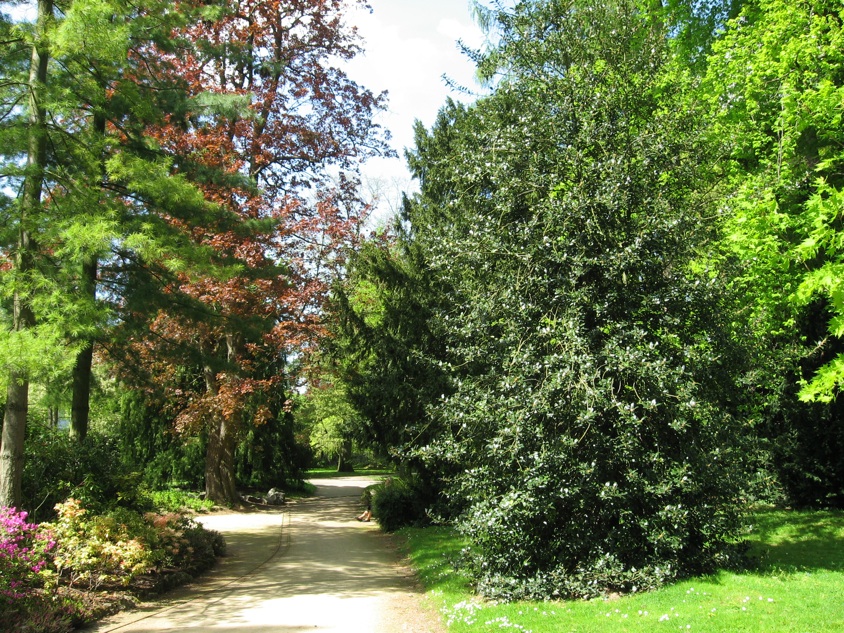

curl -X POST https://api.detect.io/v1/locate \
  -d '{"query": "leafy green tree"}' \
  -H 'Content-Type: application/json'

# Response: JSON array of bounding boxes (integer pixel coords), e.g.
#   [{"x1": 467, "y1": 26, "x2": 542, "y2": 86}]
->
[
  {"x1": 401, "y1": 0, "x2": 749, "y2": 599},
  {"x1": 297, "y1": 380, "x2": 359, "y2": 471},
  {"x1": 0, "y1": 0, "x2": 55, "y2": 508},
  {"x1": 705, "y1": 0, "x2": 844, "y2": 506},
  {"x1": 707, "y1": 0, "x2": 844, "y2": 402}
]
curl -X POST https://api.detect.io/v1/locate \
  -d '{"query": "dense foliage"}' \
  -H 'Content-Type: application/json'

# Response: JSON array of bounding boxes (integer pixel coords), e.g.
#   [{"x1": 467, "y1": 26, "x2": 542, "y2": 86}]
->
[
  {"x1": 326, "y1": 0, "x2": 836, "y2": 600},
  {"x1": 705, "y1": 0, "x2": 844, "y2": 506},
  {"x1": 398, "y1": 0, "x2": 747, "y2": 599},
  {"x1": 0, "y1": 0, "x2": 388, "y2": 507}
]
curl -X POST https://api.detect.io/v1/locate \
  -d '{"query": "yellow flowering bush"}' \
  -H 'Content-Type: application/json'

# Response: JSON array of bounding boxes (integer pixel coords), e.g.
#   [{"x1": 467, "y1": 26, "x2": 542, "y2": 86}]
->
[
  {"x1": 45, "y1": 499, "x2": 158, "y2": 588},
  {"x1": 44, "y1": 499, "x2": 223, "y2": 589}
]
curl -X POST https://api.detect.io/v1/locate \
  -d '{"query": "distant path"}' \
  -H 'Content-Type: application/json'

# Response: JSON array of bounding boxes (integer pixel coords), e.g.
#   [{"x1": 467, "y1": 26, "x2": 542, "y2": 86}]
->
[{"x1": 88, "y1": 477, "x2": 445, "y2": 633}]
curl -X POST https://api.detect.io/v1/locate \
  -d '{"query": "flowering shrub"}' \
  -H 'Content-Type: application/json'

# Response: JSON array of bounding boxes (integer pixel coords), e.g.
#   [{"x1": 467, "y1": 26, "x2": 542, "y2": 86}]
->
[
  {"x1": 144, "y1": 512, "x2": 225, "y2": 574},
  {"x1": 46, "y1": 499, "x2": 158, "y2": 589},
  {"x1": 44, "y1": 499, "x2": 224, "y2": 590},
  {"x1": 0, "y1": 506, "x2": 55, "y2": 603}
]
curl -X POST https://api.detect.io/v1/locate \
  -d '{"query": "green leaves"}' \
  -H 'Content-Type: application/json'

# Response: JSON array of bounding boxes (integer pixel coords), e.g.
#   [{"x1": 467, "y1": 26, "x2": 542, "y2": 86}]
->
[
  {"x1": 53, "y1": 0, "x2": 131, "y2": 63},
  {"x1": 391, "y1": 0, "x2": 751, "y2": 600},
  {"x1": 709, "y1": 0, "x2": 844, "y2": 402}
]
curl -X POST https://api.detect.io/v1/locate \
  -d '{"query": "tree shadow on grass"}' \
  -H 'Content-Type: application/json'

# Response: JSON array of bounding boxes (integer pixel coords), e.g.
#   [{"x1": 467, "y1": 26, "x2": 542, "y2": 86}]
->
[{"x1": 745, "y1": 508, "x2": 844, "y2": 574}]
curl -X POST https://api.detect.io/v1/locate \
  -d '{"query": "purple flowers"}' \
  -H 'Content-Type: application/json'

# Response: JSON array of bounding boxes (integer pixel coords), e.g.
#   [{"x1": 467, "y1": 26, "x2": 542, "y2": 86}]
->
[{"x1": 0, "y1": 506, "x2": 55, "y2": 601}]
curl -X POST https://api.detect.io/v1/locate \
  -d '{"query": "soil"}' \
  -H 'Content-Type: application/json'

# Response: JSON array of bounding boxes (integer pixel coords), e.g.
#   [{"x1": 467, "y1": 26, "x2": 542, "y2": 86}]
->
[{"x1": 84, "y1": 477, "x2": 446, "y2": 633}]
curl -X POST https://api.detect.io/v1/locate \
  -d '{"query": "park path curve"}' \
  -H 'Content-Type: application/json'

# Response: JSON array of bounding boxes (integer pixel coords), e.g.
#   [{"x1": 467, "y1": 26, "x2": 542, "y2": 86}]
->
[{"x1": 88, "y1": 477, "x2": 445, "y2": 633}]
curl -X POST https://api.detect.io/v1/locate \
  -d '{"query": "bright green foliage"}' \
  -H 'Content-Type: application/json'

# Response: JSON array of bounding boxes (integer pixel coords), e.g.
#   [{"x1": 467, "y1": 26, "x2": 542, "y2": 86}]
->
[
  {"x1": 402, "y1": 0, "x2": 748, "y2": 599},
  {"x1": 702, "y1": 0, "x2": 844, "y2": 508},
  {"x1": 146, "y1": 489, "x2": 214, "y2": 514},
  {"x1": 707, "y1": 0, "x2": 844, "y2": 403},
  {"x1": 297, "y1": 381, "x2": 360, "y2": 469}
]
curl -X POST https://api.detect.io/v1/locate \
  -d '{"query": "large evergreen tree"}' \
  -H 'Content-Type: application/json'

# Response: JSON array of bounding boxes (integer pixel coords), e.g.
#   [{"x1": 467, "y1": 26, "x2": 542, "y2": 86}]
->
[
  {"x1": 0, "y1": 0, "x2": 53, "y2": 508},
  {"x1": 396, "y1": 0, "x2": 748, "y2": 599}
]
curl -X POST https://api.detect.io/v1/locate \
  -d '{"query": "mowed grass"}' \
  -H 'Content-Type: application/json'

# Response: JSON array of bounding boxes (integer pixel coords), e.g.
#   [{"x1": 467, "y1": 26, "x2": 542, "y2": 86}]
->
[
  {"x1": 304, "y1": 467, "x2": 394, "y2": 479},
  {"x1": 398, "y1": 508, "x2": 844, "y2": 632}
]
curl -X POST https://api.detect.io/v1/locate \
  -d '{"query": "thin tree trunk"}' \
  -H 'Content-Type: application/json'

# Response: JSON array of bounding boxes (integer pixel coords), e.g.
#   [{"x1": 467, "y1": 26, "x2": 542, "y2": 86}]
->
[
  {"x1": 70, "y1": 259, "x2": 98, "y2": 442},
  {"x1": 70, "y1": 108, "x2": 105, "y2": 443},
  {"x1": 336, "y1": 438, "x2": 353, "y2": 473},
  {"x1": 0, "y1": 0, "x2": 52, "y2": 509}
]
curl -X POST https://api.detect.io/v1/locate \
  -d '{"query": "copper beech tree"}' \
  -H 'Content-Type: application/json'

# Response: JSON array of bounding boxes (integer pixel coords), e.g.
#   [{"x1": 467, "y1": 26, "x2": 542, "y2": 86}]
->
[{"x1": 116, "y1": 0, "x2": 390, "y2": 503}]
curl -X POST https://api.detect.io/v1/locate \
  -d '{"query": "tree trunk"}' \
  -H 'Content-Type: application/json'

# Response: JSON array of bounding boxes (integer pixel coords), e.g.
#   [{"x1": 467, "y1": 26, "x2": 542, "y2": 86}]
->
[
  {"x1": 204, "y1": 413, "x2": 239, "y2": 504},
  {"x1": 0, "y1": 0, "x2": 52, "y2": 509},
  {"x1": 70, "y1": 105, "x2": 105, "y2": 443},
  {"x1": 70, "y1": 342, "x2": 94, "y2": 441},
  {"x1": 70, "y1": 259, "x2": 98, "y2": 442},
  {"x1": 202, "y1": 338, "x2": 240, "y2": 505},
  {"x1": 0, "y1": 378, "x2": 29, "y2": 508},
  {"x1": 336, "y1": 437, "x2": 354, "y2": 473}
]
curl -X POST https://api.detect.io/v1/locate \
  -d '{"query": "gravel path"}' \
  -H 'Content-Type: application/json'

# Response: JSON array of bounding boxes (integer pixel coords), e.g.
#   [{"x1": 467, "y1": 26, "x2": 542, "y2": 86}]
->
[{"x1": 87, "y1": 477, "x2": 446, "y2": 633}]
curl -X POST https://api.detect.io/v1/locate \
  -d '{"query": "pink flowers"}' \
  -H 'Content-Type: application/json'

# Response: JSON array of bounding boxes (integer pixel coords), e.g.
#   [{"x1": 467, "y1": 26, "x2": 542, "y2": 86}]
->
[{"x1": 0, "y1": 507, "x2": 55, "y2": 601}]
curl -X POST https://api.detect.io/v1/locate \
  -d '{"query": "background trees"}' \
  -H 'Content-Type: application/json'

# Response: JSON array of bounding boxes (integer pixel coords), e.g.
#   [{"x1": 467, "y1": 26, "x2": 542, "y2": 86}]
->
[
  {"x1": 706, "y1": 0, "x2": 844, "y2": 507},
  {"x1": 1, "y1": 0, "x2": 390, "y2": 506}
]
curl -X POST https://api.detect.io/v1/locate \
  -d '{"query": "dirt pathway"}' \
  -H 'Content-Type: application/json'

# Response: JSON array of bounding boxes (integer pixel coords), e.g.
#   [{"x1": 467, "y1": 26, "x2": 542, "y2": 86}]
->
[{"x1": 87, "y1": 477, "x2": 445, "y2": 633}]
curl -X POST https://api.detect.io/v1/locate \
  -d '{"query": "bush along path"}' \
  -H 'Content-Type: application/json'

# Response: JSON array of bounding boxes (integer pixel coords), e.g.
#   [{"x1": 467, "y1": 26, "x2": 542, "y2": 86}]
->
[
  {"x1": 88, "y1": 477, "x2": 445, "y2": 633},
  {"x1": 0, "y1": 501, "x2": 226, "y2": 632}
]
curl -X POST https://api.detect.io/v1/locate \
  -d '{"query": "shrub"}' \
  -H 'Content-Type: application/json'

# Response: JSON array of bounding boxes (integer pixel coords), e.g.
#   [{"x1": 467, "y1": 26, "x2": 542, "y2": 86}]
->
[
  {"x1": 0, "y1": 507, "x2": 56, "y2": 602},
  {"x1": 44, "y1": 499, "x2": 224, "y2": 590},
  {"x1": 23, "y1": 425, "x2": 152, "y2": 522},
  {"x1": 143, "y1": 511, "x2": 225, "y2": 575},
  {"x1": 371, "y1": 478, "x2": 428, "y2": 532},
  {"x1": 46, "y1": 499, "x2": 156, "y2": 589},
  {"x1": 402, "y1": 0, "x2": 750, "y2": 600}
]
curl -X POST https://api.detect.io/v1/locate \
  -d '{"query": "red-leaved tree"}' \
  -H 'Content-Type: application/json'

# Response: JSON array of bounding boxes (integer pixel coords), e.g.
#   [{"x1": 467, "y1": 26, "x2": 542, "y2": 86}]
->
[{"x1": 118, "y1": 0, "x2": 391, "y2": 502}]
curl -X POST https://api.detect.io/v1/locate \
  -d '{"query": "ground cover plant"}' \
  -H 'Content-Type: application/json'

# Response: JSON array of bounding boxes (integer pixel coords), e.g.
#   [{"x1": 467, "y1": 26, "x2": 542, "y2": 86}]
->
[{"x1": 398, "y1": 508, "x2": 844, "y2": 632}]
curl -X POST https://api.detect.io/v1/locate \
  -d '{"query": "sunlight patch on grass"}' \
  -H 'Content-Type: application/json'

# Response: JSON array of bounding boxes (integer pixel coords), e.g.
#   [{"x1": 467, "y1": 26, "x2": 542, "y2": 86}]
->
[{"x1": 304, "y1": 468, "x2": 395, "y2": 479}]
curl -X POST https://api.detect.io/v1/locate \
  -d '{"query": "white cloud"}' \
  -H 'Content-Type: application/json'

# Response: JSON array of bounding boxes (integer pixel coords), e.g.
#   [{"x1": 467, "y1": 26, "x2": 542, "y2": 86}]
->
[{"x1": 340, "y1": 0, "x2": 486, "y2": 221}]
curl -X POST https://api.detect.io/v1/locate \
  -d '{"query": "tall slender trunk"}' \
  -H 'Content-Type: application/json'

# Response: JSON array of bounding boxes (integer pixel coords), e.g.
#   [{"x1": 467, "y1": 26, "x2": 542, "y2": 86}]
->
[
  {"x1": 336, "y1": 438, "x2": 353, "y2": 472},
  {"x1": 202, "y1": 334, "x2": 240, "y2": 505},
  {"x1": 70, "y1": 111, "x2": 106, "y2": 443},
  {"x1": 70, "y1": 258, "x2": 98, "y2": 442},
  {"x1": 0, "y1": 0, "x2": 52, "y2": 508}
]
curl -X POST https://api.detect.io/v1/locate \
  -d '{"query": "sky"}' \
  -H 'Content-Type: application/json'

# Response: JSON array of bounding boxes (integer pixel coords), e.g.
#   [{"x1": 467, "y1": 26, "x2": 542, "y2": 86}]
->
[{"x1": 341, "y1": 0, "x2": 488, "y2": 219}]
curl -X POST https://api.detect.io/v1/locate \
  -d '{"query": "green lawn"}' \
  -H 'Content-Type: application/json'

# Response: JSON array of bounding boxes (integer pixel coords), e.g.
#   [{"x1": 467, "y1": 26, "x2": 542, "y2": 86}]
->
[
  {"x1": 398, "y1": 509, "x2": 844, "y2": 632},
  {"x1": 304, "y1": 467, "x2": 395, "y2": 479}
]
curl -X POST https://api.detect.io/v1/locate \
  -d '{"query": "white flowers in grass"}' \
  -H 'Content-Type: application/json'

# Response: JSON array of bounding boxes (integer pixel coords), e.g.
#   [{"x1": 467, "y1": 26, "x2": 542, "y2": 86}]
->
[
  {"x1": 484, "y1": 616, "x2": 532, "y2": 632},
  {"x1": 443, "y1": 600, "x2": 483, "y2": 627}
]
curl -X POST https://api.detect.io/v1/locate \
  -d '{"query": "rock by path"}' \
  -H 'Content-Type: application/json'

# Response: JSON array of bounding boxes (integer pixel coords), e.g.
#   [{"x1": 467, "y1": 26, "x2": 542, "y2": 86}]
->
[{"x1": 87, "y1": 477, "x2": 446, "y2": 633}]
